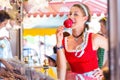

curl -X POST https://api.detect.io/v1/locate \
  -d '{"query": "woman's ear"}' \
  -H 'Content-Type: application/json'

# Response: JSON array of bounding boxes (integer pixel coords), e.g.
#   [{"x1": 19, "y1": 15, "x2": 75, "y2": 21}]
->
[
  {"x1": 83, "y1": 16, "x2": 88, "y2": 23},
  {"x1": 84, "y1": 16, "x2": 88, "y2": 20}
]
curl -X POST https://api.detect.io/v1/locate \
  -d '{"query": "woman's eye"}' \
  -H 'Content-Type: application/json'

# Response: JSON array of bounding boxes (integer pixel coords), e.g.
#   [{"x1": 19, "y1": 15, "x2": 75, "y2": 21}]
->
[
  {"x1": 68, "y1": 13, "x2": 78, "y2": 16},
  {"x1": 68, "y1": 12, "x2": 79, "y2": 17},
  {"x1": 74, "y1": 13, "x2": 78, "y2": 16},
  {"x1": 69, "y1": 13, "x2": 72, "y2": 16}
]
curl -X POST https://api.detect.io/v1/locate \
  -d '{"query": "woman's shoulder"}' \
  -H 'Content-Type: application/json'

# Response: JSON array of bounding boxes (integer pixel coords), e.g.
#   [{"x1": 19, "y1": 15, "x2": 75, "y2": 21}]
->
[
  {"x1": 92, "y1": 33, "x2": 107, "y2": 40},
  {"x1": 91, "y1": 33, "x2": 108, "y2": 50}
]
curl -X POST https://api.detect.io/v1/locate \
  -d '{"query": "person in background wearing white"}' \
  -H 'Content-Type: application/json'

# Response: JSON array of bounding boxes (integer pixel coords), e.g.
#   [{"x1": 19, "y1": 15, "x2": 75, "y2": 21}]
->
[{"x1": 0, "y1": 10, "x2": 13, "y2": 60}]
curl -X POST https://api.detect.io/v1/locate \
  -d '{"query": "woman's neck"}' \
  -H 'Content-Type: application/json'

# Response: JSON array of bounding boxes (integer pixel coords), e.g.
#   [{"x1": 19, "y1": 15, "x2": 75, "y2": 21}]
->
[{"x1": 72, "y1": 28, "x2": 84, "y2": 38}]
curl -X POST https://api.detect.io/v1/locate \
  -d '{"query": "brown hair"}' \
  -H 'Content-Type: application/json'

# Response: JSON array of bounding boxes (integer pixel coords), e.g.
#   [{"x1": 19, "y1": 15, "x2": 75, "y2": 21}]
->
[{"x1": 0, "y1": 10, "x2": 11, "y2": 23}]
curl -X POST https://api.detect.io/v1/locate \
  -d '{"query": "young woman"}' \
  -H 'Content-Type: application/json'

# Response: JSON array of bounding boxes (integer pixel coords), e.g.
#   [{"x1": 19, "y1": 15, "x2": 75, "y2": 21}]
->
[
  {"x1": 56, "y1": 3, "x2": 108, "y2": 80},
  {"x1": 0, "y1": 10, "x2": 13, "y2": 59}
]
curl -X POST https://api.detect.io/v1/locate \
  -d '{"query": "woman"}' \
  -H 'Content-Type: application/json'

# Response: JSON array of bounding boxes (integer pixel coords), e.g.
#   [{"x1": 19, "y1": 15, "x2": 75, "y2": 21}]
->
[
  {"x1": 0, "y1": 10, "x2": 13, "y2": 59},
  {"x1": 56, "y1": 3, "x2": 108, "y2": 80}
]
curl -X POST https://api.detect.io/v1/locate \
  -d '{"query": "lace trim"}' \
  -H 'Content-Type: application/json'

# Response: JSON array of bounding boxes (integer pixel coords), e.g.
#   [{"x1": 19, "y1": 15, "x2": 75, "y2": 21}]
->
[{"x1": 65, "y1": 32, "x2": 90, "y2": 58}]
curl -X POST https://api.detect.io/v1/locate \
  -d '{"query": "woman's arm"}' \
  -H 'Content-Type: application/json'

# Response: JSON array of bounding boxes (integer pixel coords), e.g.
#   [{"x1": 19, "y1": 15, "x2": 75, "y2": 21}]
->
[
  {"x1": 92, "y1": 34, "x2": 108, "y2": 79},
  {"x1": 56, "y1": 26, "x2": 67, "y2": 80},
  {"x1": 57, "y1": 47, "x2": 67, "y2": 80},
  {"x1": 93, "y1": 33, "x2": 108, "y2": 68}
]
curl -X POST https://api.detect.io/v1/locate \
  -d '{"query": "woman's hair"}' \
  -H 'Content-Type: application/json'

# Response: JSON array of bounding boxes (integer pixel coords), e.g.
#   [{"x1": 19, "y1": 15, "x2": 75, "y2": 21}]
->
[
  {"x1": 72, "y1": 3, "x2": 91, "y2": 30},
  {"x1": 0, "y1": 10, "x2": 11, "y2": 23},
  {"x1": 99, "y1": 17, "x2": 107, "y2": 27}
]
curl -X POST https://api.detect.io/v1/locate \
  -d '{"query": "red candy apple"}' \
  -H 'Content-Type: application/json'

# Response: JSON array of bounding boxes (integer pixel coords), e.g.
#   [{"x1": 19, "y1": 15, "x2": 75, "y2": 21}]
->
[{"x1": 64, "y1": 18, "x2": 73, "y2": 28}]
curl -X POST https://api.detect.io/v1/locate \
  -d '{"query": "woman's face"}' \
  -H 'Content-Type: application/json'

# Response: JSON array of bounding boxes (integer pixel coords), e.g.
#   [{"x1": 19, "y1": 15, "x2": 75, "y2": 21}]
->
[
  {"x1": 0, "y1": 20, "x2": 8, "y2": 28},
  {"x1": 100, "y1": 22, "x2": 107, "y2": 35},
  {"x1": 68, "y1": 6, "x2": 87, "y2": 29}
]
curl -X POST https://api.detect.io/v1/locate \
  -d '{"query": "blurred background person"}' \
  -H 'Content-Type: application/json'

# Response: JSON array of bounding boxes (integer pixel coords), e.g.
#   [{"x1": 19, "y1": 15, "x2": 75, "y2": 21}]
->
[
  {"x1": 45, "y1": 54, "x2": 57, "y2": 67},
  {"x1": 0, "y1": 10, "x2": 13, "y2": 59},
  {"x1": 98, "y1": 17, "x2": 107, "y2": 37},
  {"x1": 0, "y1": 10, "x2": 13, "y2": 68},
  {"x1": 39, "y1": 46, "x2": 58, "y2": 80},
  {"x1": 97, "y1": 17, "x2": 109, "y2": 80}
]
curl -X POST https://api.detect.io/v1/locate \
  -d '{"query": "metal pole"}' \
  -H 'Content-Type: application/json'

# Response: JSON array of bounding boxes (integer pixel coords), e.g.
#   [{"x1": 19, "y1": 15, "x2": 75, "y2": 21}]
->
[
  {"x1": 108, "y1": 0, "x2": 120, "y2": 80},
  {"x1": 18, "y1": 0, "x2": 24, "y2": 60}
]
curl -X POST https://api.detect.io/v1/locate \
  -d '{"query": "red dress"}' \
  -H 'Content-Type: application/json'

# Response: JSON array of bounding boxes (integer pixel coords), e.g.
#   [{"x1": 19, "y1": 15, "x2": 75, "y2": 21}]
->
[{"x1": 63, "y1": 33, "x2": 99, "y2": 74}]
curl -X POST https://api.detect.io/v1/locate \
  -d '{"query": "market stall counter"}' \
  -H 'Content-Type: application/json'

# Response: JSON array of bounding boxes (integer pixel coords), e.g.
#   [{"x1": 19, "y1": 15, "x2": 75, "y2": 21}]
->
[{"x1": 0, "y1": 58, "x2": 54, "y2": 80}]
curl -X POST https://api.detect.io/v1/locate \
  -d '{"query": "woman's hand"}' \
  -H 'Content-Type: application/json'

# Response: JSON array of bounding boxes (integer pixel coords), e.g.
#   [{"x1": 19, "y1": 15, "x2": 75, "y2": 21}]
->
[
  {"x1": 56, "y1": 26, "x2": 64, "y2": 46},
  {"x1": 93, "y1": 68, "x2": 104, "y2": 80}
]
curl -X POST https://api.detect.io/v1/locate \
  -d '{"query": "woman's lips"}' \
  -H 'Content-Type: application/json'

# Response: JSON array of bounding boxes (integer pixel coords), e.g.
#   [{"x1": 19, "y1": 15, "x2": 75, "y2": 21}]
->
[{"x1": 63, "y1": 18, "x2": 73, "y2": 28}]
